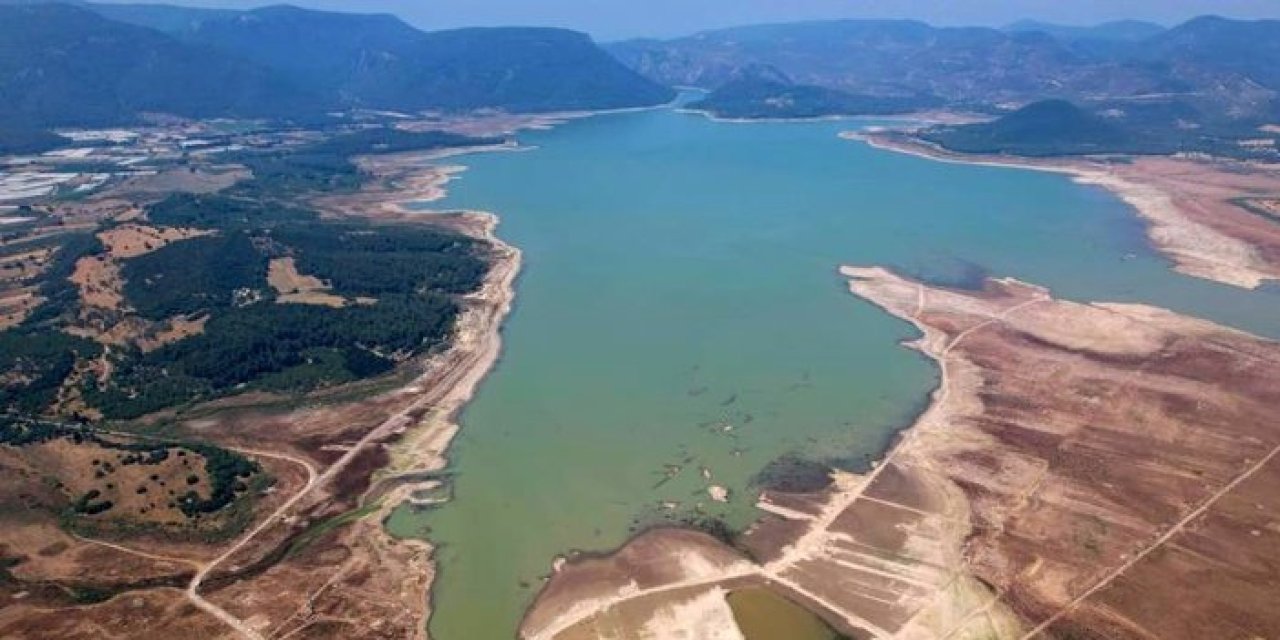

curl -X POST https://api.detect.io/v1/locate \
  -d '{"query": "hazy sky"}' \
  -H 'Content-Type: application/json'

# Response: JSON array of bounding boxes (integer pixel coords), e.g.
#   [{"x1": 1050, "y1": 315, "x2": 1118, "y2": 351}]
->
[{"x1": 96, "y1": 0, "x2": 1280, "y2": 40}]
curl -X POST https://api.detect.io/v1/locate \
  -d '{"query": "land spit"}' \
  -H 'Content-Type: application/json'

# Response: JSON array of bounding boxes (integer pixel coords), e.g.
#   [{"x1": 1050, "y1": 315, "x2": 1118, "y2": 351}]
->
[
  {"x1": 520, "y1": 267, "x2": 1280, "y2": 640},
  {"x1": 845, "y1": 130, "x2": 1280, "y2": 290}
]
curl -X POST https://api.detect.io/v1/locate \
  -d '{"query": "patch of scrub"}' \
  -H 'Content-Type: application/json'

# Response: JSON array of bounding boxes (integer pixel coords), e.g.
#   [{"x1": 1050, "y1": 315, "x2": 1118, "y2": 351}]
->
[{"x1": 727, "y1": 587, "x2": 844, "y2": 640}]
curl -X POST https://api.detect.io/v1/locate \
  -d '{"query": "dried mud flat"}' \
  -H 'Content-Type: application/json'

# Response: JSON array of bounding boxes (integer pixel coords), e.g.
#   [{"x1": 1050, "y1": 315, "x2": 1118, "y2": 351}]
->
[
  {"x1": 521, "y1": 267, "x2": 1280, "y2": 640},
  {"x1": 847, "y1": 131, "x2": 1280, "y2": 290},
  {"x1": 0, "y1": 156, "x2": 522, "y2": 639}
]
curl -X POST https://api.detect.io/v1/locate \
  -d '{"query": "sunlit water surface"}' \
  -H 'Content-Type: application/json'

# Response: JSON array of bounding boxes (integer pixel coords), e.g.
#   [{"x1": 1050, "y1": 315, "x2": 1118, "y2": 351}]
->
[{"x1": 387, "y1": 104, "x2": 1280, "y2": 639}]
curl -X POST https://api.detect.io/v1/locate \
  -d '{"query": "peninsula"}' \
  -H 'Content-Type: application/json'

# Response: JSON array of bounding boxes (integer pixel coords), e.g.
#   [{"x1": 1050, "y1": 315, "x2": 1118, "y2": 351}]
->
[{"x1": 522, "y1": 267, "x2": 1280, "y2": 639}]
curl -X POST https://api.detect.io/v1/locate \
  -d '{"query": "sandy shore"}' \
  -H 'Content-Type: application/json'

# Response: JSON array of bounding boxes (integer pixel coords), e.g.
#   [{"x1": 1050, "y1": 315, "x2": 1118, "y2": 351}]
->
[
  {"x1": 371, "y1": 210, "x2": 522, "y2": 639},
  {"x1": 200, "y1": 163, "x2": 524, "y2": 640},
  {"x1": 843, "y1": 130, "x2": 1280, "y2": 290},
  {"x1": 351, "y1": 156, "x2": 524, "y2": 636}
]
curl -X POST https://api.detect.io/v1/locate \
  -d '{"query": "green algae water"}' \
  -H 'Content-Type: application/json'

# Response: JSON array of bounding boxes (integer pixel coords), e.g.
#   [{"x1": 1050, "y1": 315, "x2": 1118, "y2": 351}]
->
[
  {"x1": 727, "y1": 587, "x2": 844, "y2": 640},
  {"x1": 388, "y1": 104, "x2": 1280, "y2": 639}
]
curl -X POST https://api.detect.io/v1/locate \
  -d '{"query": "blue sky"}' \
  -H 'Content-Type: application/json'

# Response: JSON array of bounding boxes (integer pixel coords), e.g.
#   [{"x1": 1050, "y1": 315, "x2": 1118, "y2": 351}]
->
[{"x1": 95, "y1": 0, "x2": 1280, "y2": 39}]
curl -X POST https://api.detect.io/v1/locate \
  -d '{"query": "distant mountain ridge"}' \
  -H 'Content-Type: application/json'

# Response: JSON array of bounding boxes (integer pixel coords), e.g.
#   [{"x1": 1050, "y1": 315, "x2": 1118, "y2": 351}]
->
[
  {"x1": 1003, "y1": 19, "x2": 1167, "y2": 43},
  {"x1": 608, "y1": 15, "x2": 1280, "y2": 157},
  {"x1": 608, "y1": 16, "x2": 1280, "y2": 123},
  {"x1": 86, "y1": 1, "x2": 238, "y2": 32},
  {"x1": 687, "y1": 65, "x2": 940, "y2": 119},
  {"x1": 4, "y1": 2, "x2": 1279, "y2": 161},
  {"x1": 610, "y1": 20, "x2": 1093, "y2": 101},
  {"x1": 0, "y1": 3, "x2": 316, "y2": 129},
  {"x1": 1142, "y1": 16, "x2": 1280, "y2": 99},
  {"x1": 96, "y1": 2, "x2": 675, "y2": 114},
  {"x1": 0, "y1": 1, "x2": 674, "y2": 140}
]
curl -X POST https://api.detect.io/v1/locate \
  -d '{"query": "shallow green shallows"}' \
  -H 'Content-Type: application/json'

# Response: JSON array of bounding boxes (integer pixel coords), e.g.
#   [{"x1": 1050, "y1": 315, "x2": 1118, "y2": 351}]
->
[
  {"x1": 727, "y1": 587, "x2": 845, "y2": 640},
  {"x1": 387, "y1": 103, "x2": 1280, "y2": 639}
]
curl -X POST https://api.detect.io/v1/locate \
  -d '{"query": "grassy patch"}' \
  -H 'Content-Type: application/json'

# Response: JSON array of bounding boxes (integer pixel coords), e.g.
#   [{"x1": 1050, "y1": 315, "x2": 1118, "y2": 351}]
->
[{"x1": 286, "y1": 500, "x2": 382, "y2": 559}]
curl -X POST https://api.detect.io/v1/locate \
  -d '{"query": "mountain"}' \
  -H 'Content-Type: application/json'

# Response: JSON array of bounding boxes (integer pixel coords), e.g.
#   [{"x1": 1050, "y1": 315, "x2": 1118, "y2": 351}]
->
[
  {"x1": 608, "y1": 20, "x2": 1162, "y2": 105},
  {"x1": 393, "y1": 27, "x2": 675, "y2": 112},
  {"x1": 914, "y1": 97, "x2": 1272, "y2": 158},
  {"x1": 608, "y1": 17, "x2": 1280, "y2": 124},
  {"x1": 1004, "y1": 19, "x2": 1167, "y2": 59},
  {"x1": 921, "y1": 100, "x2": 1140, "y2": 156},
  {"x1": 1004, "y1": 20, "x2": 1166, "y2": 43},
  {"x1": 86, "y1": 2, "x2": 238, "y2": 33},
  {"x1": 0, "y1": 127, "x2": 68, "y2": 155},
  {"x1": 0, "y1": 3, "x2": 316, "y2": 129},
  {"x1": 148, "y1": 5, "x2": 427, "y2": 90},
  {"x1": 0, "y1": 1, "x2": 673, "y2": 147},
  {"x1": 100, "y1": 3, "x2": 676, "y2": 113},
  {"x1": 1142, "y1": 17, "x2": 1280, "y2": 95},
  {"x1": 687, "y1": 65, "x2": 939, "y2": 119}
]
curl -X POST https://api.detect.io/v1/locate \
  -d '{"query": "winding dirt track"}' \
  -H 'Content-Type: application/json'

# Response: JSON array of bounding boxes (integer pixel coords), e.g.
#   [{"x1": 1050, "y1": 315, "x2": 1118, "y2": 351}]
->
[
  {"x1": 79, "y1": 348, "x2": 502, "y2": 640},
  {"x1": 186, "y1": 216, "x2": 517, "y2": 639},
  {"x1": 184, "y1": 345, "x2": 497, "y2": 636},
  {"x1": 185, "y1": 448, "x2": 320, "y2": 640},
  {"x1": 73, "y1": 446, "x2": 318, "y2": 640}
]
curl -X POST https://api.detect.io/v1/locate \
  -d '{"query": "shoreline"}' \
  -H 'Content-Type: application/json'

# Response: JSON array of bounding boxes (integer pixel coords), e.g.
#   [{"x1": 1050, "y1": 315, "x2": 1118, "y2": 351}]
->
[
  {"x1": 359, "y1": 156, "x2": 524, "y2": 636},
  {"x1": 676, "y1": 107, "x2": 867, "y2": 125},
  {"x1": 0, "y1": 127, "x2": 528, "y2": 639},
  {"x1": 677, "y1": 107, "x2": 989, "y2": 126},
  {"x1": 397, "y1": 99, "x2": 679, "y2": 139},
  {"x1": 514, "y1": 268, "x2": 1039, "y2": 639},
  {"x1": 520, "y1": 265, "x2": 1280, "y2": 639},
  {"x1": 389, "y1": 210, "x2": 522, "y2": 638},
  {"x1": 385, "y1": 111, "x2": 1280, "y2": 637},
  {"x1": 843, "y1": 130, "x2": 1280, "y2": 290}
]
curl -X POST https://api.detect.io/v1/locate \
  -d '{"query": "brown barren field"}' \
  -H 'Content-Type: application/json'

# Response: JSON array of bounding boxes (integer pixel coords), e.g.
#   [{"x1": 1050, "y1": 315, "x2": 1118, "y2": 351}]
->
[
  {"x1": 268, "y1": 257, "x2": 349, "y2": 308},
  {"x1": 98, "y1": 224, "x2": 215, "y2": 260}
]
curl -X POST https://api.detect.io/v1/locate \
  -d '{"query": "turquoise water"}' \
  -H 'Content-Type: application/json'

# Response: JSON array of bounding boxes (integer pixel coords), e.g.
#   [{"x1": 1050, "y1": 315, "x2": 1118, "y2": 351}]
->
[{"x1": 389, "y1": 106, "x2": 1280, "y2": 639}]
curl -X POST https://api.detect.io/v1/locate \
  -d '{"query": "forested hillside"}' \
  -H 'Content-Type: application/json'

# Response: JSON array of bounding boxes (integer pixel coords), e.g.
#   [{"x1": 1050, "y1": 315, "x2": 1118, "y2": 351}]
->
[
  {"x1": 122, "y1": 5, "x2": 676, "y2": 113},
  {"x1": 0, "y1": 2, "x2": 674, "y2": 148},
  {"x1": 688, "y1": 66, "x2": 939, "y2": 119},
  {"x1": 1, "y1": 127, "x2": 493, "y2": 420},
  {"x1": 0, "y1": 3, "x2": 315, "y2": 129},
  {"x1": 921, "y1": 100, "x2": 1144, "y2": 156}
]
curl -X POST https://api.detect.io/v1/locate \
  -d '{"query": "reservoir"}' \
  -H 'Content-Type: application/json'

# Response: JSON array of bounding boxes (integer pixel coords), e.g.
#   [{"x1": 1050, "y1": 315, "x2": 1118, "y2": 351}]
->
[{"x1": 389, "y1": 102, "x2": 1280, "y2": 639}]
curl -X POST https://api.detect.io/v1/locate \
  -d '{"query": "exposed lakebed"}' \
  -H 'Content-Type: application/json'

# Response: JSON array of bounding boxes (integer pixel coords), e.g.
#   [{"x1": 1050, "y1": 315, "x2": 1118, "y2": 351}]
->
[{"x1": 389, "y1": 104, "x2": 1280, "y2": 639}]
